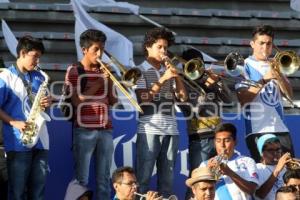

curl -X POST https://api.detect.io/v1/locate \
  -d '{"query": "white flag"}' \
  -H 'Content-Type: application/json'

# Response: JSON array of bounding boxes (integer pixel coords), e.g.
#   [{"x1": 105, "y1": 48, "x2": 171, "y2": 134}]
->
[
  {"x1": 1, "y1": 19, "x2": 18, "y2": 58},
  {"x1": 291, "y1": 0, "x2": 300, "y2": 12},
  {"x1": 77, "y1": 0, "x2": 139, "y2": 15},
  {"x1": 72, "y1": 0, "x2": 134, "y2": 67},
  {"x1": 72, "y1": 0, "x2": 138, "y2": 112}
]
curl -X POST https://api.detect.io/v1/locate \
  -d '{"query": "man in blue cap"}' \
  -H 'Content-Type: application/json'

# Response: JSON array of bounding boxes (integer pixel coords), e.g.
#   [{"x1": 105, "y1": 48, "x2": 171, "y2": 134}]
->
[{"x1": 254, "y1": 134, "x2": 292, "y2": 200}]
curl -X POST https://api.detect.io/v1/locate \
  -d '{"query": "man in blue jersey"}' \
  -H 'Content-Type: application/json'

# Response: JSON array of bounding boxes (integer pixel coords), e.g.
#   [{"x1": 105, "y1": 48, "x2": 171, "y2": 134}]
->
[
  {"x1": 236, "y1": 25, "x2": 294, "y2": 162},
  {"x1": 201, "y1": 123, "x2": 259, "y2": 200},
  {"x1": 0, "y1": 36, "x2": 52, "y2": 200}
]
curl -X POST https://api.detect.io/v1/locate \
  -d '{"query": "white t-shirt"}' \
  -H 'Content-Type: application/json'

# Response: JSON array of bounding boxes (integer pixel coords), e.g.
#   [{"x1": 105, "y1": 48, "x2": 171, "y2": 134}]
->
[
  {"x1": 254, "y1": 163, "x2": 286, "y2": 200},
  {"x1": 235, "y1": 56, "x2": 288, "y2": 135},
  {"x1": 201, "y1": 152, "x2": 259, "y2": 200}
]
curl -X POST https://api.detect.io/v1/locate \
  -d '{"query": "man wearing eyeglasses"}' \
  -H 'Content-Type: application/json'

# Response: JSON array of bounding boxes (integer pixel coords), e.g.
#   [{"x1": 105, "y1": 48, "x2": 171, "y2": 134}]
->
[
  {"x1": 254, "y1": 134, "x2": 291, "y2": 200},
  {"x1": 112, "y1": 166, "x2": 162, "y2": 200}
]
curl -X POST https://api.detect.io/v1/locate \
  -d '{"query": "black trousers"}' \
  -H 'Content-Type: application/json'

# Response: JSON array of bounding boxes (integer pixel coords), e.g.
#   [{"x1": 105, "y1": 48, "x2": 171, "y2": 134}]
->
[{"x1": 245, "y1": 132, "x2": 295, "y2": 163}]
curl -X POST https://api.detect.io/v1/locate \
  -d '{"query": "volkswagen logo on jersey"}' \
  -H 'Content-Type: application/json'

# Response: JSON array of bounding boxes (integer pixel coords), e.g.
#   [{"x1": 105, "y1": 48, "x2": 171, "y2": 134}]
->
[
  {"x1": 260, "y1": 81, "x2": 280, "y2": 107},
  {"x1": 22, "y1": 94, "x2": 34, "y2": 117}
]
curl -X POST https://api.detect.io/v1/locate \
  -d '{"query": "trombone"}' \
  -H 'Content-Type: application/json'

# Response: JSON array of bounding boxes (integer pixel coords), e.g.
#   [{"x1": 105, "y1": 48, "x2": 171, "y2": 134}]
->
[
  {"x1": 169, "y1": 52, "x2": 260, "y2": 89},
  {"x1": 162, "y1": 53, "x2": 206, "y2": 96},
  {"x1": 96, "y1": 58, "x2": 143, "y2": 113},
  {"x1": 272, "y1": 46, "x2": 300, "y2": 76},
  {"x1": 264, "y1": 46, "x2": 299, "y2": 105},
  {"x1": 104, "y1": 50, "x2": 142, "y2": 87}
]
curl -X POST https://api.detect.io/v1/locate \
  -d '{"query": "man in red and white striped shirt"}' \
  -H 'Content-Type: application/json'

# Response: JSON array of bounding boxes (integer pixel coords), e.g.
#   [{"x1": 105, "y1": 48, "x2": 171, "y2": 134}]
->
[{"x1": 64, "y1": 29, "x2": 117, "y2": 200}]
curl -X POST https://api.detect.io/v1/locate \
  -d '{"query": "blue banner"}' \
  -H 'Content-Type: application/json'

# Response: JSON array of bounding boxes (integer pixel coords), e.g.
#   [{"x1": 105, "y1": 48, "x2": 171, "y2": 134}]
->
[{"x1": 45, "y1": 110, "x2": 300, "y2": 200}]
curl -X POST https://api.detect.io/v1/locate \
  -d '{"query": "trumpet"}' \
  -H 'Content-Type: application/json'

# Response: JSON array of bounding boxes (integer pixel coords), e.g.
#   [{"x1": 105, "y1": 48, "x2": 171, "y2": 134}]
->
[
  {"x1": 96, "y1": 58, "x2": 143, "y2": 113},
  {"x1": 210, "y1": 149, "x2": 228, "y2": 180},
  {"x1": 286, "y1": 153, "x2": 300, "y2": 170},
  {"x1": 134, "y1": 192, "x2": 178, "y2": 200},
  {"x1": 104, "y1": 50, "x2": 142, "y2": 87}
]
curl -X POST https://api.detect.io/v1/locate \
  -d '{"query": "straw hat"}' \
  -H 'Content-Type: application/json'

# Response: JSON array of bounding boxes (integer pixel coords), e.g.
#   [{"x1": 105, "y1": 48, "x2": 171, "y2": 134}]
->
[{"x1": 185, "y1": 167, "x2": 216, "y2": 187}]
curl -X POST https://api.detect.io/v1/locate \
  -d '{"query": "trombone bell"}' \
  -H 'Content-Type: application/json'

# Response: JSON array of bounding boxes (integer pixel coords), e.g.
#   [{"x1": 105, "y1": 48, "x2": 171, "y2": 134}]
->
[
  {"x1": 274, "y1": 50, "x2": 300, "y2": 75},
  {"x1": 183, "y1": 58, "x2": 205, "y2": 81},
  {"x1": 224, "y1": 52, "x2": 245, "y2": 77},
  {"x1": 122, "y1": 67, "x2": 142, "y2": 87}
]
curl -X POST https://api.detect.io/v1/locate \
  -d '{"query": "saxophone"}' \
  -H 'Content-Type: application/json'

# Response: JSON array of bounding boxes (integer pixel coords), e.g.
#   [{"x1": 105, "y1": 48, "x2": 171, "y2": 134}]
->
[{"x1": 21, "y1": 68, "x2": 51, "y2": 148}]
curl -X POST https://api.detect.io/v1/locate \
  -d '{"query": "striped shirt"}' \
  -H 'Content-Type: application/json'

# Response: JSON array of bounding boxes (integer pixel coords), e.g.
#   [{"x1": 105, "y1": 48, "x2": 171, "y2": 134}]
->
[
  {"x1": 135, "y1": 60, "x2": 179, "y2": 135},
  {"x1": 65, "y1": 64, "x2": 112, "y2": 129}
]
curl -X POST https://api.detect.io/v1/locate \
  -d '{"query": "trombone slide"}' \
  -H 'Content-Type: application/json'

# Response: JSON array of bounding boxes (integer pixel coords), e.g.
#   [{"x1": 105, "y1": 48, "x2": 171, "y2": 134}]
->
[{"x1": 96, "y1": 58, "x2": 143, "y2": 113}]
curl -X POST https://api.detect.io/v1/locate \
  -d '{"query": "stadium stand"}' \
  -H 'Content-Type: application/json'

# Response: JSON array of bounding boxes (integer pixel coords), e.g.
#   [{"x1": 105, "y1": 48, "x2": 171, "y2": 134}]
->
[{"x1": 0, "y1": 0, "x2": 300, "y2": 103}]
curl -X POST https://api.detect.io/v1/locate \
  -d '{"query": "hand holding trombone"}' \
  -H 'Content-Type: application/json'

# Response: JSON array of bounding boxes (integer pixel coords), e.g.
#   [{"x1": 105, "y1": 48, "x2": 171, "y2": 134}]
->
[{"x1": 96, "y1": 57, "x2": 143, "y2": 113}]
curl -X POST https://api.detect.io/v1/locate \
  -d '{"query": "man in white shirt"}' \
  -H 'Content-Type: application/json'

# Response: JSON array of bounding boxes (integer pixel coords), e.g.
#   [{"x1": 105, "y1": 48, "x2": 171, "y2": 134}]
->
[
  {"x1": 254, "y1": 134, "x2": 291, "y2": 200},
  {"x1": 200, "y1": 123, "x2": 259, "y2": 200}
]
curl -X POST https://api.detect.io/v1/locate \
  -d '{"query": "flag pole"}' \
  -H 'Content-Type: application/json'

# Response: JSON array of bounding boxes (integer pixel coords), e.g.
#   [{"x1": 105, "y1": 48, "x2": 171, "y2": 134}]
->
[
  {"x1": 135, "y1": 13, "x2": 217, "y2": 61},
  {"x1": 137, "y1": 14, "x2": 177, "y2": 36}
]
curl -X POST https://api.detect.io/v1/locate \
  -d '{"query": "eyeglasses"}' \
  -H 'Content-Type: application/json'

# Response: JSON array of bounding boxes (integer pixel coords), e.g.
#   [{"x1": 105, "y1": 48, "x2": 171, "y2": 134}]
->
[
  {"x1": 120, "y1": 181, "x2": 139, "y2": 188},
  {"x1": 263, "y1": 148, "x2": 282, "y2": 154}
]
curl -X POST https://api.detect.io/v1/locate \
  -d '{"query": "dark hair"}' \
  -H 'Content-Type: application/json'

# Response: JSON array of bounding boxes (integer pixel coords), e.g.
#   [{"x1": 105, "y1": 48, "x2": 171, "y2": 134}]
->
[
  {"x1": 252, "y1": 25, "x2": 274, "y2": 40},
  {"x1": 143, "y1": 27, "x2": 175, "y2": 57},
  {"x1": 214, "y1": 123, "x2": 237, "y2": 140},
  {"x1": 181, "y1": 48, "x2": 204, "y2": 61},
  {"x1": 112, "y1": 166, "x2": 135, "y2": 184},
  {"x1": 283, "y1": 169, "x2": 300, "y2": 184},
  {"x1": 276, "y1": 185, "x2": 297, "y2": 197},
  {"x1": 16, "y1": 36, "x2": 45, "y2": 58},
  {"x1": 80, "y1": 29, "x2": 107, "y2": 49}
]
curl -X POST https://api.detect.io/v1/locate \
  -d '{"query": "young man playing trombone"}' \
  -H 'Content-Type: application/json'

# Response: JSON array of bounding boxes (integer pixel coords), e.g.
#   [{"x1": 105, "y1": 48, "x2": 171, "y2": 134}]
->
[
  {"x1": 134, "y1": 27, "x2": 187, "y2": 198},
  {"x1": 236, "y1": 24, "x2": 294, "y2": 162},
  {"x1": 64, "y1": 29, "x2": 117, "y2": 200}
]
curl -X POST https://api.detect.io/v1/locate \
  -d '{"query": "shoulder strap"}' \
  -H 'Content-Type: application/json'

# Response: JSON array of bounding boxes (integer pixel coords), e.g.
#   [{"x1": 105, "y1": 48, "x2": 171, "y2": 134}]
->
[
  {"x1": 14, "y1": 65, "x2": 34, "y2": 104},
  {"x1": 76, "y1": 62, "x2": 88, "y2": 93}
]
